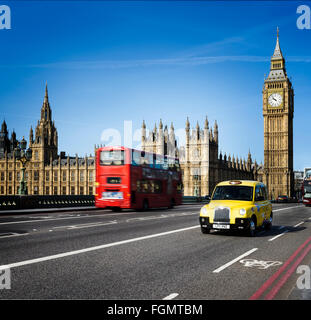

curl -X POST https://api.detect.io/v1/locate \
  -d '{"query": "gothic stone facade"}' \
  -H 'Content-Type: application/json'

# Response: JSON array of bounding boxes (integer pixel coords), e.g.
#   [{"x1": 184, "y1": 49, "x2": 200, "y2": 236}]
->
[
  {"x1": 142, "y1": 118, "x2": 260, "y2": 197},
  {"x1": 262, "y1": 29, "x2": 294, "y2": 199},
  {"x1": 0, "y1": 85, "x2": 95, "y2": 196}
]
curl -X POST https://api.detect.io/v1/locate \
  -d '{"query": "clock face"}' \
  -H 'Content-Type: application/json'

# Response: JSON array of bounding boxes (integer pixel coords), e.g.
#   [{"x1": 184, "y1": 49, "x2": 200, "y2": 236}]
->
[{"x1": 268, "y1": 93, "x2": 283, "y2": 107}]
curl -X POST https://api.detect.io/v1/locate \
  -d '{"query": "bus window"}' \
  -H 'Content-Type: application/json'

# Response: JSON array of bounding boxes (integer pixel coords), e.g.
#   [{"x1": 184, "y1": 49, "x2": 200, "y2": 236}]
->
[
  {"x1": 141, "y1": 151, "x2": 148, "y2": 166},
  {"x1": 141, "y1": 180, "x2": 150, "y2": 193},
  {"x1": 150, "y1": 180, "x2": 162, "y2": 193},
  {"x1": 147, "y1": 153, "x2": 153, "y2": 168},
  {"x1": 155, "y1": 154, "x2": 164, "y2": 169},
  {"x1": 140, "y1": 152, "x2": 153, "y2": 168},
  {"x1": 177, "y1": 182, "x2": 183, "y2": 194},
  {"x1": 100, "y1": 150, "x2": 124, "y2": 166},
  {"x1": 163, "y1": 157, "x2": 168, "y2": 170},
  {"x1": 132, "y1": 150, "x2": 141, "y2": 166}
]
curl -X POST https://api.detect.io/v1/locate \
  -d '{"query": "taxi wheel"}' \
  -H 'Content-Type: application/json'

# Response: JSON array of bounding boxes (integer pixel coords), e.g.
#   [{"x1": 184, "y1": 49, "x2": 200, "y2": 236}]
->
[
  {"x1": 265, "y1": 213, "x2": 273, "y2": 230},
  {"x1": 201, "y1": 226, "x2": 210, "y2": 234},
  {"x1": 246, "y1": 217, "x2": 256, "y2": 237}
]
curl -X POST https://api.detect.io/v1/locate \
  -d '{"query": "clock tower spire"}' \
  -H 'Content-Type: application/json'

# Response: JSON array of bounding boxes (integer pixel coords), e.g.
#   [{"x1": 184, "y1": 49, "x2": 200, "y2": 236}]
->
[{"x1": 262, "y1": 28, "x2": 294, "y2": 199}]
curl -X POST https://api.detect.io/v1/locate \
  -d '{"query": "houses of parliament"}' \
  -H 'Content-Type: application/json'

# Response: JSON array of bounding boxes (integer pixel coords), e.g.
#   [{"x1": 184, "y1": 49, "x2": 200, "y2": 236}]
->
[
  {"x1": 0, "y1": 29, "x2": 294, "y2": 199},
  {"x1": 0, "y1": 85, "x2": 96, "y2": 196}
]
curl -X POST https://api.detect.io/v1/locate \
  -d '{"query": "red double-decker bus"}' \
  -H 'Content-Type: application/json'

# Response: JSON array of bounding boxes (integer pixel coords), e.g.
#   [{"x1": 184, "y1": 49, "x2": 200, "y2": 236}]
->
[
  {"x1": 95, "y1": 146, "x2": 182, "y2": 211},
  {"x1": 302, "y1": 168, "x2": 311, "y2": 206}
]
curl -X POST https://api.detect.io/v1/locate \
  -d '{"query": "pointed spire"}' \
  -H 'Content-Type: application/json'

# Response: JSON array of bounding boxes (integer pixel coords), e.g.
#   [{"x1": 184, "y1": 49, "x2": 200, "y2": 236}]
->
[
  {"x1": 44, "y1": 82, "x2": 49, "y2": 103},
  {"x1": 159, "y1": 119, "x2": 163, "y2": 130},
  {"x1": 196, "y1": 121, "x2": 200, "y2": 131},
  {"x1": 204, "y1": 116, "x2": 209, "y2": 129},
  {"x1": 170, "y1": 122, "x2": 174, "y2": 131},
  {"x1": 29, "y1": 126, "x2": 33, "y2": 143},
  {"x1": 11, "y1": 129, "x2": 16, "y2": 139},
  {"x1": 272, "y1": 26, "x2": 283, "y2": 60},
  {"x1": 214, "y1": 120, "x2": 218, "y2": 131},
  {"x1": 1, "y1": 120, "x2": 7, "y2": 133},
  {"x1": 186, "y1": 117, "x2": 190, "y2": 130},
  {"x1": 213, "y1": 120, "x2": 218, "y2": 143},
  {"x1": 142, "y1": 120, "x2": 146, "y2": 129}
]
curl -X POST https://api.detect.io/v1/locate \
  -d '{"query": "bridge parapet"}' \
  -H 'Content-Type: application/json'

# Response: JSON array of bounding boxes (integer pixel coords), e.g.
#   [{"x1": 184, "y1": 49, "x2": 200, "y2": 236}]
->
[{"x1": 0, "y1": 195, "x2": 95, "y2": 211}]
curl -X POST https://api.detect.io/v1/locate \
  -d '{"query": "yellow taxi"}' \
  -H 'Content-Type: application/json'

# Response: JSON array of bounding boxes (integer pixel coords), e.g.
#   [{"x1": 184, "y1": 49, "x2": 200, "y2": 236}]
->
[{"x1": 199, "y1": 180, "x2": 272, "y2": 236}]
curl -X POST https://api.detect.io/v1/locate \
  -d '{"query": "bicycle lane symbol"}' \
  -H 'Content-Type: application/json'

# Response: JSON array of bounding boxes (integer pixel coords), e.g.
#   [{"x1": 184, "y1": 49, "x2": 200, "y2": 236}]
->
[{"x1": 240, "y1": 259, "x2": 283, "y2": 270}]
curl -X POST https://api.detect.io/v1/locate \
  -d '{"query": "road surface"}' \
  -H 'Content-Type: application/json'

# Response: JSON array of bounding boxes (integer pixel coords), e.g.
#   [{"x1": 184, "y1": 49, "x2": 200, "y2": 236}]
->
[{"x1": 0, "y1": 203, "x2": 310, "y2": 300}]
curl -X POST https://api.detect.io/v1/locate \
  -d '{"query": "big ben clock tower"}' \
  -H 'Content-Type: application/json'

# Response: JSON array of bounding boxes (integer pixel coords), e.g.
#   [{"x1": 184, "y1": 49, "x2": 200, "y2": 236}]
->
[{"x1": 263, "y1": 28, "x2": 294, "y2": 199}]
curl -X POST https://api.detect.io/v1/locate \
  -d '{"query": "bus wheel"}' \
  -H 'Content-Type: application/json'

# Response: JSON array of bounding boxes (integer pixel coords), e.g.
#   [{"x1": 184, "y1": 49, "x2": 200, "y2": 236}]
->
[
  {"x1": 168, "y1": 198, "x2": 175, "y2": 209},
  {"x1": 142, "y1": 200, "x2": 149, "y2": 211}
]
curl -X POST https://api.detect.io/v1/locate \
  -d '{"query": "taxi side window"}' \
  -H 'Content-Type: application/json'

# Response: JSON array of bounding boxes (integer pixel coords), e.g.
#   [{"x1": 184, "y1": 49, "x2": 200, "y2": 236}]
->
[{"x1": 255, "y1": 185, "x2": 265, "y2": 202}]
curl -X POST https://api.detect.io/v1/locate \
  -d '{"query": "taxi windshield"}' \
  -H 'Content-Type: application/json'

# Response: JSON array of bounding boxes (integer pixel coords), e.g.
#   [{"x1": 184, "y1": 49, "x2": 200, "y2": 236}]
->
[{"x1": 212, "y1": 185, "x2": 253, "y2": 201}]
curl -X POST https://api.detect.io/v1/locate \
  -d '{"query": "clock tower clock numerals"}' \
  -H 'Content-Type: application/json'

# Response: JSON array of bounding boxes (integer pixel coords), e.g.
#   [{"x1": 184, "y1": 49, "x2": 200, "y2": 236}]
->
[{"x1": 268, "y1": 93, "x2": 282, "y2": 107}]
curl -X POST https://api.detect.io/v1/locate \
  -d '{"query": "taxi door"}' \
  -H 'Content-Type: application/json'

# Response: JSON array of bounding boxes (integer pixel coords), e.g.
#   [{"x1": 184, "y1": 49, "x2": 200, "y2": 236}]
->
[
  {"x1": 262, "y1": 185, "x2": 272, "y2": 221},
  {"x1": 254, "y1": 185, "x2": 266, "y2": 227}
]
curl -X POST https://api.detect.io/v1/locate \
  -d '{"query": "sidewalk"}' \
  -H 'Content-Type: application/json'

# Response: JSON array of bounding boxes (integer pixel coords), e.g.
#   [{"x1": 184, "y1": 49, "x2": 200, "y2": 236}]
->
[{"x1": 0, "y1": 206, "x2": 99, "y2": 215}]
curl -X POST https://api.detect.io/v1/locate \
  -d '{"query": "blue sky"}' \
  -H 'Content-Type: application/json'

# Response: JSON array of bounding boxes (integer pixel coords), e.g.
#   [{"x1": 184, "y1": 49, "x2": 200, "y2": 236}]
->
[{"x1": 0, "y1": 1, "x2": 310, "y2": 170}]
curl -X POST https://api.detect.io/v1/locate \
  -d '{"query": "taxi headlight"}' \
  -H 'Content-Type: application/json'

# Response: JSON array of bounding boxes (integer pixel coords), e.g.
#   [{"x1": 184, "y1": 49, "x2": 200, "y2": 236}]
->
[
  {"x1": 201, "y1": 207, "x2": 208, "y2": 215},
  {"x1": 240, "y1": 208, "x2": 247, "y2": 216}
]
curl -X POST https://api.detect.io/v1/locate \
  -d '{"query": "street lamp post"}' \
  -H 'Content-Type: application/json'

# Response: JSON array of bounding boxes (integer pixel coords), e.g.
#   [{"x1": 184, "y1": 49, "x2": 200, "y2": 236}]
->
[{"x1": 14, "y1": 137, "x2": 32, "y2": 195}]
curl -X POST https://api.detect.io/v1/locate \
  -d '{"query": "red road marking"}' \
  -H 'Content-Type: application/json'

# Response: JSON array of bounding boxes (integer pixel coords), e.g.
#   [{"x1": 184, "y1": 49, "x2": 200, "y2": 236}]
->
[
  {"x1": 249, "y1": 236, "x2": 311, "y2": 300},
  {"x1": 265, "y1": 243, "x2": 311, "y2": 300}
]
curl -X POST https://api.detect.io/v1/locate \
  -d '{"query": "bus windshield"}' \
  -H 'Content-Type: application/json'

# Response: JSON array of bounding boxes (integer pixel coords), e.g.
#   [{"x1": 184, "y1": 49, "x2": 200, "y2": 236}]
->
[
  {"x1": 304, "y1": 186, "x2": 311, "y2": 198},
  {"x1": 100, "y1": 150, "x2": 125, "y2": 166},
  {"x1": 212, "y1": 186, "x2": 253, "y2": 201}
]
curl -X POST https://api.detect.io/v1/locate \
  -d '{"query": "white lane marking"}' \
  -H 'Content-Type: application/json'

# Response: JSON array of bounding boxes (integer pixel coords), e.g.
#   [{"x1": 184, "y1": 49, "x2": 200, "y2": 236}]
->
[
  {"x1": 273, "y1": 205, "x2": 304, "y2": 212},
  {"x1": 0, "y1": 232, "x2": 29, "y2": 239},
  {"x1": 0, "y1": 215, "x2": 110, "y2": 226},
  {"x1": 0, "y1": 205, "x2": 301, "y2": 226},
  {"x1": 126, "y1": 212, "x2": 197, "y2": 222},
  {"x1": 268, "y1": 230, "x2": 289, "y2": 242},
  {"x1": 213, "y1": 248, "x2": 258, "y2": 273},
  {"x1": 0, "y1": 225, "x2": 200, "y2": 271},
  {"x1": 294, "y1": 221, "x2": 304, "y2": 228},
  {"x1": 163, "y1": 293, "x2": 179, "y2": 300},
  {"x1": 52, "y1": 220, "x2": 117, "y2": 230},
  {"x1": 0, "y1": 208, "x2": 196, "y2": 226}
]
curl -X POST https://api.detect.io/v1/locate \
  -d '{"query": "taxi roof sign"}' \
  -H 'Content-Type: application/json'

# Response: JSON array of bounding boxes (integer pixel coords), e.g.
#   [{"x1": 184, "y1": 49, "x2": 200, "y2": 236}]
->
[{"x1": 229, "y1": 180, "x2": 242, "y2": 185}]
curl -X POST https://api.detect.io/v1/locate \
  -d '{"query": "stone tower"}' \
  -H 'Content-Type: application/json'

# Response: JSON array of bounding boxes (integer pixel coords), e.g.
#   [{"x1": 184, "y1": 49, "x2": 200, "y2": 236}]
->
[
  {"x1": 262, "y1": 28, "x2": 294, "y2": 199},
  {"x1": 29, "y1": 84, "x2": 58, "y2": 194},
  {"x1": 142, "y1": 118, "x2": 255, "y2": 197}
]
